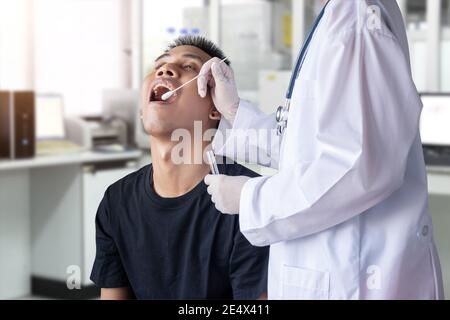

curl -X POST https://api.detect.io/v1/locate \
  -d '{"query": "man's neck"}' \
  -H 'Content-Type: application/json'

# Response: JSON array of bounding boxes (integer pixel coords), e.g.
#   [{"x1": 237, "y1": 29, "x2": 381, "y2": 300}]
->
[{"x1": 150, "y1": 137, "x2": 211, "y2": 198}]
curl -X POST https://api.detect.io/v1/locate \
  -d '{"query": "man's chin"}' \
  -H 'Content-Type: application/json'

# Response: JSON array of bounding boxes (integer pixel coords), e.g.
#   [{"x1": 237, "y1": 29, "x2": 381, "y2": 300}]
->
[
  {"x1": 146, "y1": 123, "x2": 190, "y2": 139},
  {"x1": 146, "y1": 128, "x2": 174, "y2": 139},
  {"x1": 144, "y1": 119, "x2": 214, "y2": 141}
]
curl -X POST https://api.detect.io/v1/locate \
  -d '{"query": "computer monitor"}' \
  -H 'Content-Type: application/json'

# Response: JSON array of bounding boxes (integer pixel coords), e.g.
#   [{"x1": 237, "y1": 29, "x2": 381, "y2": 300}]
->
[
  {"x1": 420, "y1": 93, "x2": 450, "y2": 147},
  {"x1": 35, "y1": 94, "x2": 65, "y2": 140}
]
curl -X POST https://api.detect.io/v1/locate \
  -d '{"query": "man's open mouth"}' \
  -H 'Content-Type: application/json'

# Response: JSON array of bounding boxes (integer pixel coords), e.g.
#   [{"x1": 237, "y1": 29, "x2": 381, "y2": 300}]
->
[{"x1": 149, "y1": 80, "x2": 178, "y2": 103}]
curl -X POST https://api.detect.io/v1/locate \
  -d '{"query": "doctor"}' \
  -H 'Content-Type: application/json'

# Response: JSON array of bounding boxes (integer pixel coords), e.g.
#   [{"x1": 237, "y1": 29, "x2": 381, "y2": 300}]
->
[{"x1": 201, "y1": 0, "x2": 444, "y2": 299}]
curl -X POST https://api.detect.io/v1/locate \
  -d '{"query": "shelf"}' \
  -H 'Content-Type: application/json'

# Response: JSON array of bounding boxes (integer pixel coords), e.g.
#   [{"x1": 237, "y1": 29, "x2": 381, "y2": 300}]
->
[{"x1": 0, "y1": 150, "x2": 143, "y2": 171}]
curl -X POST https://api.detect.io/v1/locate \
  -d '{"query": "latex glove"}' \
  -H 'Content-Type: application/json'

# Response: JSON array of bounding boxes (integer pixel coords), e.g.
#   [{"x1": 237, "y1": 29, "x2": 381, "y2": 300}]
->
[
  {"x1": 204, "y1": 174, "x2": 250, "y2": 215},
  {"x1": 197, "y1": 57, "x2": 240, "y2": 122}
]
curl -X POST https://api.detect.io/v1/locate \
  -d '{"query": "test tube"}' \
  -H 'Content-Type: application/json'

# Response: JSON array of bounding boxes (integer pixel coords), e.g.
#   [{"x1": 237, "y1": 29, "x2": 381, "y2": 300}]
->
[{"x1": 206, "y1": 150, "x2": 220, "y2": 175}]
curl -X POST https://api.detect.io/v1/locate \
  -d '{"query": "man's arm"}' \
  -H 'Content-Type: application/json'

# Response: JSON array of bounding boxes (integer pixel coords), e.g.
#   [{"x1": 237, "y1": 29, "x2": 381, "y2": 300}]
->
[
  {"x1": 258, "y1": 292, "x2": 268, "y2": 300},
  {"x1": 91, "y1": 192, "x2": 132, "y2": 295},
  {"x1": 101, "y1": 287, "x2": 134, "y2": 300},
  {"x1": 229, "y1": 218, "x2": 270, "y2": 300}
]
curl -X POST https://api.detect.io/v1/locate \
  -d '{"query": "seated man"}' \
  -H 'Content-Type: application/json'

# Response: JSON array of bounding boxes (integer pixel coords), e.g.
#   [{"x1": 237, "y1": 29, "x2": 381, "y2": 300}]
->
[{"x1": 90, "y1": 35, "x2": 269, "y2": 300}]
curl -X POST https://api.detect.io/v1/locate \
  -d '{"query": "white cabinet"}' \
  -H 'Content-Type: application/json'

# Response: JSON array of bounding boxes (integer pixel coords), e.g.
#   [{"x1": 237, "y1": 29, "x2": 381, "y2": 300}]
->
[
  {"x1": 29, "y1": 161, "x2": 137, "y2": 296},
  {"x1": 0, "y1": 170, "x2": 30, "y2": 299},
  {"x1": 0, "y1": 151, "x2": 142, "y2": 299},
  {"x1": 30, "y1": 161, "x2": 138, "y2": 298},
  {"x1": 82, "y1": 164, "x2": 136, "y2": 285}
]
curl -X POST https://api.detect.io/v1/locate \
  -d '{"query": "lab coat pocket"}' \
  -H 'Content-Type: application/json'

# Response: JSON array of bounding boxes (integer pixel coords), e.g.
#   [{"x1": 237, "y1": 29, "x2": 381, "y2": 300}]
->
[{"x1": 281, "y1": 265, "x2": 330, "y2": 300}]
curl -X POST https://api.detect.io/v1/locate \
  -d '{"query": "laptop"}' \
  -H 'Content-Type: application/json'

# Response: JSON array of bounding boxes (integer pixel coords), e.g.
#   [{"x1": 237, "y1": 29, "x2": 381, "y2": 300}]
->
[
  {"x1": 420, "y1": 93, "x2": 450, "y2": 166},
  {"x1": 35, "y1": 94, "x2": 82, "y2": 156}
]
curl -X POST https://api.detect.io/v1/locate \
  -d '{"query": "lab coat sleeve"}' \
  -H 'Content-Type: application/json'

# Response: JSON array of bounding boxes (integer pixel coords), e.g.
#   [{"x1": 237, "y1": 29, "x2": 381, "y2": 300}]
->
[
  {"x1": 212, "y1": 100, "x2": 281, "y2": 169},
  {"x1": 239, "y1": 29, "x2": 422, "y2": 246}
]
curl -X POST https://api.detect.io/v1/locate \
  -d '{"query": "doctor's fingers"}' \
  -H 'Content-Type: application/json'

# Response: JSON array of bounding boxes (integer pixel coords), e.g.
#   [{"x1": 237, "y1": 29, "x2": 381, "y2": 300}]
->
[
  {"x1": 198, "y1": 57, "x2": 228, "y2": 97},
  {"x1": 211, "y1": 62, "x2": 233, "y2": 83},
  {"x1": 216, "y1": 205, "x2": 226, "y2": 214},
  {"x1": 215, "y1": 203, "x2": 230, "y2": 215},
  {"x1": 210, "y1": 192, "x2": 225, "y2": 207},
  {"x1": 204, "y1": 174, "x2": 215, "y2": 186},
  {"x1": 199, "y1": 57, "x2": 222, "y2": 77},
  {"x1": 207, "y1": 185, "x2": 214, "y2": 196},
  {"x1": 204, "y1": 174, "x2": 225, "y2": 186},
  {"x1": 197, "y1": 73, "x2": 214, "y2": 98}
]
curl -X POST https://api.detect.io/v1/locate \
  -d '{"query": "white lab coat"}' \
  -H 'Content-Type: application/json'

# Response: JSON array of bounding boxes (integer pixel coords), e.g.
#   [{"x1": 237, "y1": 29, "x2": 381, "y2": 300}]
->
[{"x1": 213, "y1": 0, "x2": 444, "y2": 299}]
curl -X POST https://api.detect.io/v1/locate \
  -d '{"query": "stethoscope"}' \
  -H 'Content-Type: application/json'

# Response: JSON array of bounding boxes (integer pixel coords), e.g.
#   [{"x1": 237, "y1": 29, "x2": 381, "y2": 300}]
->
[{"x1": 276, "y1": 1, "x2": 330, "y2": 136}]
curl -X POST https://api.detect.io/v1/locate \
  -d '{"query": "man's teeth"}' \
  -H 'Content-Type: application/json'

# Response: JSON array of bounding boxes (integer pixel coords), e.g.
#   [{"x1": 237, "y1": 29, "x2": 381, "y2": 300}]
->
[
  {"x1": 151, "y1": 82, "x2": 175, "y2": 102},
  {"x1": 153, "y1": 84, "x2": 172, "y2": 93}
]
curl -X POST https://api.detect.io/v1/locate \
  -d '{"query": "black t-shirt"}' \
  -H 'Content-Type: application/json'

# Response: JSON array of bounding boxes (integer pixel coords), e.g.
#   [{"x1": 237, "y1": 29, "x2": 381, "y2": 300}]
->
[{"x1": 90, "y1": 160, "x2": 269, "y2": 300}]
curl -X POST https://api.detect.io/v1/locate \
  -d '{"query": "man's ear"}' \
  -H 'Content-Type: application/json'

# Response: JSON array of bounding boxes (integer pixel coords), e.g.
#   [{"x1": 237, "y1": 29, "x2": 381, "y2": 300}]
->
[{"x1": 209, "y1": 106, "x2": 221, "y2": 121}]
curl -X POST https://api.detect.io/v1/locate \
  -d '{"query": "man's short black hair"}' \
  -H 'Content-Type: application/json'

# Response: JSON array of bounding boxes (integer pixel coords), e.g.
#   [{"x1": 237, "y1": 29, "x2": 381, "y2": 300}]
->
[{"x1": 167, "y1": 35, "x2": 230, "y2": 66}]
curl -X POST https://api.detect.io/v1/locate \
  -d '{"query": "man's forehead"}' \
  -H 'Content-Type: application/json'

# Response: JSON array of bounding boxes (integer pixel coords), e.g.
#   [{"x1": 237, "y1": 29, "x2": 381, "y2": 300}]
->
[{"x1": 155, "y1": 45, "x2": 212, "y2": 63}]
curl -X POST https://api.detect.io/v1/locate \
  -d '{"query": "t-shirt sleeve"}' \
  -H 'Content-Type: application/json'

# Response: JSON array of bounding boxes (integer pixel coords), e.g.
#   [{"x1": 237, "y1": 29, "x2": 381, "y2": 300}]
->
[
  {"x1": 229, "y1": 220, "x2": 269, "y2": 300},
  {"x1": 90, "y1": 190, "x2": 130, "y2": 288}
]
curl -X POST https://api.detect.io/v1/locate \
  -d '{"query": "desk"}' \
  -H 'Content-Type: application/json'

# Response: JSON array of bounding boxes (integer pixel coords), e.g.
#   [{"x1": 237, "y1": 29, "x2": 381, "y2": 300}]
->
[
  {"x1": 0, "y1": 150, "x2": 142, "y2": 299},
  {"x1": 0, "y1": 151, "x2": 142, "y2": 171}
]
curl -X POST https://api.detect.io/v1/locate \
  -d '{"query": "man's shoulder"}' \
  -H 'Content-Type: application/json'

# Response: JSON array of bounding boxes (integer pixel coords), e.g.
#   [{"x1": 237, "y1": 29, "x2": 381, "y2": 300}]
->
[
  {"x1": 218, "y1": 158, "x2": 260, "y2": 178},
  {"x1": 105, "y1": 164, "x2": 151, "y2": 198}
]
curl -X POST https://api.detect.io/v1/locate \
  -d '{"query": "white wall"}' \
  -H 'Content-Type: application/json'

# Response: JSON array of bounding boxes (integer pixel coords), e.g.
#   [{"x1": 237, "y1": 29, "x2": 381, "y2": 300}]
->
[
  {"x1": 34, "y1": 0, "x2": 124, "y2": 116},
  {"x1": 0, "y1": 0, "x2": 128, "y2": 115},
  {"x1": 442, "y1": 40, "x2": 450, "y2": 91},
  {"x1": 0, "y1": 0, "x2": 34, "y2": 89},
  {"x1": 141, "y1": 0, "x2": 204, "y2": 77}
]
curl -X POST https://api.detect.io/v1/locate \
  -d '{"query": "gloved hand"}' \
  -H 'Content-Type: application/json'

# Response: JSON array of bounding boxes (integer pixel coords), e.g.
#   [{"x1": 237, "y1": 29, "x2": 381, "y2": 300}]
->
[
  {"x1": 204, "y1": 174, "x2": 250, "y2": 214},
  {"x1": 197, "y1": 57, "x2": 240, "y2": 123}
]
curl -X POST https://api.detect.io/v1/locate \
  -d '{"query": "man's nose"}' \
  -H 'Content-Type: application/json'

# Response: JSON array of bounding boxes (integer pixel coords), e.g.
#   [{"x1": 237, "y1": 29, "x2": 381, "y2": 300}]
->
[{"x1": 156, "y1": 64, "x2": 179, "y2": 78}]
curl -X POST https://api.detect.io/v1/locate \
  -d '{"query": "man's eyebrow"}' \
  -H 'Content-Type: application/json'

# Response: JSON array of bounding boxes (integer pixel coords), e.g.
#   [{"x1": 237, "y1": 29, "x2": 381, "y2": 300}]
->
[
  {"x1": 154, "y1": 53, "x2": 171, "y2": 63},
  {"x1": 154, "y1": 52, "x2": 205, "y2": 64},
  {"x1": 181, "y1": 53, "x2": 205, "y2": 63}
]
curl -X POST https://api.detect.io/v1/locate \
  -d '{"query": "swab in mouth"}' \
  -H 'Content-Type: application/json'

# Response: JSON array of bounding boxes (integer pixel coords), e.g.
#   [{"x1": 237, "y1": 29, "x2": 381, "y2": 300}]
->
[
  {"x1": 150, "y1": 84, "x2": 174, "y2": 102},
  {"x1": 161, "y1": 91, "x2": 174, "y2": 101}
]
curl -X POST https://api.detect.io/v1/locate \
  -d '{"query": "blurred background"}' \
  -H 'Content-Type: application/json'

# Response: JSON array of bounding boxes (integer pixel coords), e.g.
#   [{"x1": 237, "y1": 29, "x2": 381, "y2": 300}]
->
[{"x1": 0, "y1": 0, "x2": 449, "y2": 300}]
